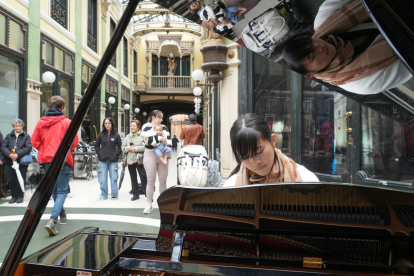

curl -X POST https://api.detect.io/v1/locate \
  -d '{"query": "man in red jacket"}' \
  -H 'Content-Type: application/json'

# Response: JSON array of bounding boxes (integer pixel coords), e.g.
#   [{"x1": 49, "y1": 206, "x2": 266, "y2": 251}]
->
[{"x1": 31, "y1": 96, "x2": 79, "y2": 235}]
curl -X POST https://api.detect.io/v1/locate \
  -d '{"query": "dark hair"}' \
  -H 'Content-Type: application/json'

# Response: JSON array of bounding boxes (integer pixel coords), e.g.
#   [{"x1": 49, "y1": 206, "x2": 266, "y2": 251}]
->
[
  {"x1": 101, "y1": 117, "x2": 117, "y2": 133},
  {"x1": 48, "y1": 95, "x2": 65, "y2": 109},
  {"x1": 147, "y1": 110, "x2": 163, "y2": 123},
  {"x1": 276, "y1": 32, "x2": 314, "y2": 75},
  {"x1": 130, "y1": 119, "x2": 141, "y2": 130},
  {"x1": 229, "y1": 113, "x2": 274, "y2": 176},
  {"x1": 189, "y1": 114, "x2": 197, "y2": 122}
]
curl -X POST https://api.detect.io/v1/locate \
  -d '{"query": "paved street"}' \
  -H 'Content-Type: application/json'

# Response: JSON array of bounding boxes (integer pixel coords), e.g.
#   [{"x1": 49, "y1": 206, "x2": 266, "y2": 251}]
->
[{"x1": 0, "y1": 149, "x2": 181, "y2": 265}]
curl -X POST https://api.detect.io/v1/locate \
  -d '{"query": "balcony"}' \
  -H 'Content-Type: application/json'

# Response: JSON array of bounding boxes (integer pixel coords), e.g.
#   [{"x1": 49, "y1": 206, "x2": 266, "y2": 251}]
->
[{"x1": 134, "y1": 73, "x2": 195, "y2": 94}]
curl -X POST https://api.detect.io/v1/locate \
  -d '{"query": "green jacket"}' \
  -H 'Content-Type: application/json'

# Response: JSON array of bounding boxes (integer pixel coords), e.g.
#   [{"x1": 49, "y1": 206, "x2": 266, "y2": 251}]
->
[{"x1": 121, "y1": 130, "x2": 145, "y2": 165}]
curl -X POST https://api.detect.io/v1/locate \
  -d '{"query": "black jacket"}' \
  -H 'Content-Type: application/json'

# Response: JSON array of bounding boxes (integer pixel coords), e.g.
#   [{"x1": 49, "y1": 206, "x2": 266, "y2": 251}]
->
[
  {"x1": 0, "y1": 130, "x2": 32, "y2": 164},
  {"x1": 0, "y1": 132, "x2": 3, "y2": 161},
  {"x1": 94, "y1": 131, "x2": 122, "y2": 162}
]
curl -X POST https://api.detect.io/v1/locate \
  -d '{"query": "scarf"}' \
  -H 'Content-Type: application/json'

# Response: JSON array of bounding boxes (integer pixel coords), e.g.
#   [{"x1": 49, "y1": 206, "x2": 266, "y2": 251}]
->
[
  {"x1": 234, "y1": 148, "x2": 302, "y2": 186},
  {"x1": 313, "y1": 0, "x2": 397, "y2": 85}
]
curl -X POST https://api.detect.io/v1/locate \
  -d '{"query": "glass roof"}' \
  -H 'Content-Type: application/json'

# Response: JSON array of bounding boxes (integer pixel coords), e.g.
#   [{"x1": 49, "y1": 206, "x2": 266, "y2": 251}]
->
[{"x1": 123, "y1": 0, "x2": 193, "y2": 24}]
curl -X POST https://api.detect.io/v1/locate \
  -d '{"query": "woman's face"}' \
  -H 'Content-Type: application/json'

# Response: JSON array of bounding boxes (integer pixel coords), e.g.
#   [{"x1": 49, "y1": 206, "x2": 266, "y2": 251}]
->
[
  {"x1": 13, "y1": 123, "x2": 23, "y2": 133},
  {"x1": 130, "y1": 122, "x2": 138, "y2": 133},
  {"x1": 300, "y1": 37, "x2": 336, "y2": 74},
  {"x1": 104, "y1": 120, "x2": 112, "y2": 131},
  {"x1": 240, "y1": 135, "x2": 277, "y2": 176},
  {"x1": 152, "y1": 114, "x2": 163, "y2": 125}
]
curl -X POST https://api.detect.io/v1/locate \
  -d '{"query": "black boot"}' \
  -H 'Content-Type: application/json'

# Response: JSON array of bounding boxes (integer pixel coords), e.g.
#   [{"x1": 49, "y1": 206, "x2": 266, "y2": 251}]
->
[
  {"x1": 9, "y1": 198, "x2": 17, "y2": 204},
  {"x1": 16, "y1": 197, "x2": 23, "y2": 203}
]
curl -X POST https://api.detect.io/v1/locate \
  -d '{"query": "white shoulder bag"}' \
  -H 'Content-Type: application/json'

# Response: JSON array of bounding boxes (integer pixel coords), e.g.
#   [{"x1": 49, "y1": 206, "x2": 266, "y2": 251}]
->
[{"x1": 180, "y1": 156, "x2": 208, "y2": 187}]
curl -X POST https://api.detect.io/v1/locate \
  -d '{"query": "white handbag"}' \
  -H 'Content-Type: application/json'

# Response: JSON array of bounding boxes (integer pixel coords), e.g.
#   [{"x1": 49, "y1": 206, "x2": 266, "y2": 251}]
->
[
  {"x1": 241, "y1": 9, "x2": 289, "y2": 53},
  {"x1": 180, "y1": 156, "x2": 208, "y2": 187}
]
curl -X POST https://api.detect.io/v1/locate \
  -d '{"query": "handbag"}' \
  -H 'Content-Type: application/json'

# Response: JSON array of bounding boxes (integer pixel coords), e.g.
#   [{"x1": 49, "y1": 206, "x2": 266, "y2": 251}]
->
[
  {"x1": 180, "y1": 156, "x2": 207, "y2": 187},
  {"x1": 20, "y1": 154, "x2": 33, "y2": 166}
]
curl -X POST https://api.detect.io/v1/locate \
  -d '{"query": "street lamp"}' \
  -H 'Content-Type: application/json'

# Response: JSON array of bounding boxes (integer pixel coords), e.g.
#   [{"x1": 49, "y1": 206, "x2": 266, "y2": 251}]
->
[
  {"x1": 143, "y1": 111, "x2": 147, "y2": 116},
  {"x1": 193, "y1": 86, "x2": 202, "y2": 96},
  {"x1": 124, "y1": 103, "x2": 130, "y2": 110},
  {"x1": 134, "y1": 108, "x2": 140, "y2": 113},
  {"x1": 108, "y1": 97, "x2": 116, "y2": 104},
  {"x1": 42, "y1": 71, "x2": 56, "y2": 85},
  {"x1": 194, "y1": 97, "x2": 201, "y2": 104},
  {"x1": 191, "y1": 69, "x2": 203, "y2": 83}
]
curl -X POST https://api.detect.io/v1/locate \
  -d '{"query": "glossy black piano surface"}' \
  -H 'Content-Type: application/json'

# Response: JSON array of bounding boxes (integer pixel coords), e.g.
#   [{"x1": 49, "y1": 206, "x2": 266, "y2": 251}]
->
[{"x1": 18, "y1": 184, "x2": 414, "y2": 276}]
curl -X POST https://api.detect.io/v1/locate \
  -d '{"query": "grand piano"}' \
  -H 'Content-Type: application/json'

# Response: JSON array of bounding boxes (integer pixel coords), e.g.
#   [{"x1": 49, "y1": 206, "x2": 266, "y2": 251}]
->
[
  {"x1": 2, "y1": 0, "x2": 414, "y2": 275},
  {"x1": 16, "y1": 183, "x2": 414, "y2": 275}
]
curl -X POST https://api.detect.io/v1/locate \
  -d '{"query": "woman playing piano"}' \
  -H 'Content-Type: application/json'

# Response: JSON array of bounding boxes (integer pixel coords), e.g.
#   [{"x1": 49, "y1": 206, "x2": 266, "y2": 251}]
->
[{"x1": 223, "y1": 113, "x2": 318, "y2": 186}]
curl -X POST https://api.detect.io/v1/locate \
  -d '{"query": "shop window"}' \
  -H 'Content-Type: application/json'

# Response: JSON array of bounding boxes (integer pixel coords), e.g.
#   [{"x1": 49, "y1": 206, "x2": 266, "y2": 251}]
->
[
  {"x1": 0, "y1": 13, "x2": 5, "y2": 45},
  {"x1": 0, "y1": 54, "x2": 20, "y2": 131},
  {"x1": 41, "y1": 37, "x2": 74, "y2": 76},
  {"x1": 82, "y1": 62, "x2": 95, "y2": 84},
  {"x1": 0, "y1": 9, "x2": 27, "y2": 54},
  {"x1": 121, "y1": 85, "x2": 130, "y2": 102}
]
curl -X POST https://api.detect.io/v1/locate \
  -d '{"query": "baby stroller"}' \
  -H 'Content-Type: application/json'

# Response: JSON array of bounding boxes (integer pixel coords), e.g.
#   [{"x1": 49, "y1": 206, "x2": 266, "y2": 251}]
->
[{"x1": 177, "y1": 145, "x2": 221, "y2": 187}]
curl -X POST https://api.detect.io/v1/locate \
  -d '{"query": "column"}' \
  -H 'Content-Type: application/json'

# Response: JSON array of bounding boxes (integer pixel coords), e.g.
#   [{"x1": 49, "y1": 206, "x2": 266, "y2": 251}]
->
[
  {"x1": 26, "y1": 0, "x2": 41, "y2": 134},
  {"x1": 220, "y1": 44, "x2": 241, "y2": 179},
  {"x1": 75, "y1": 0, "x2": 83, "y2": 139}
]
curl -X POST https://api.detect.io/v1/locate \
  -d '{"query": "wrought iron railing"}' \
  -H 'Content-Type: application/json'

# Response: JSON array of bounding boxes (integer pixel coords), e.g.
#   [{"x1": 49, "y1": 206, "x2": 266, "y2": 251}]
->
[
  {"x1": 87, "y1": 31, "x2": 97, "y2": 52},
  {"x1": 51, "y1": 0, "x2": 67, "y2": 29}
]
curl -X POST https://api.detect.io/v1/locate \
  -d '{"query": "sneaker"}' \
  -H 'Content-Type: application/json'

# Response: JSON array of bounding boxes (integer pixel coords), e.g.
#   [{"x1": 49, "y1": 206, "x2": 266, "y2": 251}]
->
[
  {"x1": 60, "y1": 217, "x2": 67, "y2": 225},
  {"x1": 111, "y1": 197, "x2": 118, "y2": 200},
  {"x1": 45, "y1": 220, "x2": 58, "y2": 236},
  {"x1": 9, "y1": 198, "x2": 17, "y2": 204},
  {"x1": 16, "y1": 197, "x2": 23, "y2": 203},
  {"x1": 66, "y1": 193, "x2": 73, "y2": 198},
  {"x1": 100, "y1": 196, "x2": 108, "y2": 201},
  {"x1": 131, "y1": 195, "x2": 140, "y2": 201},
  {"x1": 143, "y1": 204, "x2": 153, "y2": 214}
]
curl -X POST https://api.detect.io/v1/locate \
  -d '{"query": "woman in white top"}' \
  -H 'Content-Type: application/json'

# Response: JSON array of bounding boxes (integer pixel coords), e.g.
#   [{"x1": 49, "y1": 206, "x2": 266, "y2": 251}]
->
[
  {"x1": 140, "y1": 110, "x2": 172, "y2": 214},
  {"x1": 224, "y1": 113, "x2": 318, "y2": 187}
]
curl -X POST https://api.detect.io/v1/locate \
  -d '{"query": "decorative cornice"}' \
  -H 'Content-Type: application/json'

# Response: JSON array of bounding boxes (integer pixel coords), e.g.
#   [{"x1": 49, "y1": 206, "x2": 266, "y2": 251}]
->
[
  {"x1": 26, "y1": 79, "x2": 42, "y2": 96},
  {"x1": 101, "y1": 0, "x2": 111, "y2": 20}
]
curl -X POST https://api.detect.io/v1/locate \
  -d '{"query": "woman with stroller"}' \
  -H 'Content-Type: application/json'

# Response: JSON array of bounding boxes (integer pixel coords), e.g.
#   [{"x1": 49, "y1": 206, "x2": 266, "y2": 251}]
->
[
  {"x1": 224, "y1": 113, "x2": 318, "y2": 186},
  {"x1": 122, "y1": 119, "x2": 147, "y2": 201},
  {"x1": 95, "y1": 117, "x2": 122, "y2": 200},
  {"x1": 141, "y1": 110, "x2": 171, "y2": 214},
  {"x1": 1, "y1": 119, "x2": 32, "y2": 203}
]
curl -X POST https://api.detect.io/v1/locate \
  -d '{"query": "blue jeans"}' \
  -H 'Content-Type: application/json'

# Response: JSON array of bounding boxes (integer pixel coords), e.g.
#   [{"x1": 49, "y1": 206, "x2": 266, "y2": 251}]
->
[
  {"x1": 98, "y1": 161, "x2": 119, "y2": 198},
  {"x1": 154, "y1": 143, "x2": 172, "y2": 158},
  {"x1": 44, "y1": 162, "x2": 71, "y2": 223}
]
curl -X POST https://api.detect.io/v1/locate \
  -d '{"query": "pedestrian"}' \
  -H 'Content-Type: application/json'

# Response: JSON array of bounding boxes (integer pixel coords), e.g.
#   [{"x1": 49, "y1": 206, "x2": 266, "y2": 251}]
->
[
  {"x1": 142, "y1": 124, "x2": 171, "y2": 165},
  {"x1": 141, "y1": 110, "x2": 171, "y2": 214},
  {"x1": 180, "y1": 114, "x2": 205, "y2": 146},
  {"x1": 1, "y1": 119, "x2": 32, "y2": 203},
  {"x1": 171, "y1": 135, "x2": 179, "y2": 152},
  {"x1": 122, "y1": 119, "x2": 147, "y2": 201},
  {"x1": 223, "y1": 113, "x2": 319, "y2": 186},
  {"x1": 31, "y1": 96, "x2": 79, "y2": 235},
  {"x1": 94, "y1": 117, "x2": 122, "y2": 200}
]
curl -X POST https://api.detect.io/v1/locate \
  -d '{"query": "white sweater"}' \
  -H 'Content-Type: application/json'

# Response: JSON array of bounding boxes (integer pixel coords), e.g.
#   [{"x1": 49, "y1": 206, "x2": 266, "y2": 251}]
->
[
  {"x1": 314, "y1": 0, "x2": 412, "y2": 95},
  {"x1": 223, "y1": 164, "x2": 319, "y2": 187}
]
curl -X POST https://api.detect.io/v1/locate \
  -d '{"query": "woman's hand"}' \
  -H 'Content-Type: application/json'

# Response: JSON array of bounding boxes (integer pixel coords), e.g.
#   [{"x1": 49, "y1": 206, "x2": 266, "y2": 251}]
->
[
  {"x1": 160, "y1": 137, "x2": 167, "y2": 145},
  {"x1": 9, "y1": 153, "x2": 18, "y2": 161},
  {"x1": 127, "y1": 146, "x2": 136, "y2": 152}
]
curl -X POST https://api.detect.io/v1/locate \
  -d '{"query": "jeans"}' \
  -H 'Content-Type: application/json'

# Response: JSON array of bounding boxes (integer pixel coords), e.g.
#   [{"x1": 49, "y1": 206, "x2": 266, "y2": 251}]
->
[
  {"x1": 44, "y1": 162, "x2": 71, "y2": 223},
  {"x1": 98, "y1": 161, "x2": 119, "y2": 198},
  {"x1": 4, "y1": 163, "x2": 28, "y2": 198},
  {"x1": 154, "y1": 143, "x2": 172, "y2": 158}
]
